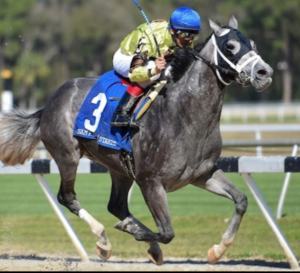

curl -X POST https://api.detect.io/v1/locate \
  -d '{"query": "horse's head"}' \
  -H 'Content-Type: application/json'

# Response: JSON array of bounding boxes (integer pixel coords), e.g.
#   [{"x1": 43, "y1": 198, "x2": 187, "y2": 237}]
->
[{"x1": 208, "y1": 16, "x2": 273, "y2": 92}]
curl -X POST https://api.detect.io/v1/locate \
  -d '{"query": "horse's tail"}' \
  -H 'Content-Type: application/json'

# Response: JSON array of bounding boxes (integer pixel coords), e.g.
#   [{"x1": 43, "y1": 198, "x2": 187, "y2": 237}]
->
[{"x1": 0, "y1": 109, "x2": 43, "y2": 166}]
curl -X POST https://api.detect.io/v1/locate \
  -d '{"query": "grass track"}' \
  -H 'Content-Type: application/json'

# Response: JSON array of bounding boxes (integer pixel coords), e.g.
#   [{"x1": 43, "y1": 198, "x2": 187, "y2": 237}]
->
[{"x1": 0, "y1": 173, "x2": 299, "y2": 260}]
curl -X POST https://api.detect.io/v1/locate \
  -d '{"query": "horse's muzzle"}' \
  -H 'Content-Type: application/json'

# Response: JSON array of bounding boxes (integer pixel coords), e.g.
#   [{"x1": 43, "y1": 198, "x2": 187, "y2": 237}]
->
[
  {"x1": 236, "y1": 64, "x2": 273, "y2": 92},
  {"x1": 252, "y1": 64, "x2": 273, "y2": 92},
  {"x1": 252, "y1": 77, "x2": 273, "y2": 92}
]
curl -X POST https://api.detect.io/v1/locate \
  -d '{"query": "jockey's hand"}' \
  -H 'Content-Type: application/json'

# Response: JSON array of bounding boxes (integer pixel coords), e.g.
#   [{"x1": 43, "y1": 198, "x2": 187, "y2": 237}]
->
[
  {"x1": 164, "y1": 49, "x2": 175, "y2": 62},
  {"x1": 155, "y1": 55, "x2": 167, "y2": 74}
]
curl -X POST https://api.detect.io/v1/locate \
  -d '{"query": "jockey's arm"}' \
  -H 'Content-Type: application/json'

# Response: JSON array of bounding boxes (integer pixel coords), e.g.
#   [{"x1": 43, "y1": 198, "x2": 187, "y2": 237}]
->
[
  {"x1": 129, "y1": 55, "x2": 166, "y2": 83},
  {"x1": 120, "y1": 21, "x2": 172, "y2": 83},
  {"x1": 126, "y1": 39, "x2": 163, "y2": 83},
  {"x1": 129, "y1": 60, "x2": 157, "y2": 83},
  {"x1": 127, "y1": 43, "x2": 174, "y2": 82}
]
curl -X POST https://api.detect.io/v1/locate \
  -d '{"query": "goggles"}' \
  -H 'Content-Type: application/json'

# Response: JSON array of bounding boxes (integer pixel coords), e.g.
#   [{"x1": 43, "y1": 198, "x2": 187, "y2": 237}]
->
[{"x1": 175, "y1": 30, "x2": 199, "y2": 40}]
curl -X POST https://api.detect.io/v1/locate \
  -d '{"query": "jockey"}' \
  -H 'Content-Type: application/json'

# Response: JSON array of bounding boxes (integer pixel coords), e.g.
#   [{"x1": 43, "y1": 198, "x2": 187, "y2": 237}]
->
[{"x1": 111, "y1": 6, "x2": 202, "y2": 128}]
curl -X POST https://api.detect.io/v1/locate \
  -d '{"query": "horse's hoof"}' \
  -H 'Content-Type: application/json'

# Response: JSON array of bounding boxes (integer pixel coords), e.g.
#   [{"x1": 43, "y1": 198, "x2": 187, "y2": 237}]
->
[
  {"x1": 96, "y1": 241, "x2": 112, "y2": 261},
  {"x1": 207, "y1": 246, "x2": 218, "y2": 264},
  {"x1": 147, "y1": 248, "x2": 163, "y2": 265},
  {"x1": 96, "y1": 245, "x2": 111, "y2": 260}
]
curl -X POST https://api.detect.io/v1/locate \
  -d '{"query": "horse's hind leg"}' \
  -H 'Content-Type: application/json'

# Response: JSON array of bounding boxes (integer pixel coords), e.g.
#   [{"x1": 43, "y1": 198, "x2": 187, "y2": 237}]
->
[
  {"x1": 44, "y1": 141, "x2": 111, "y2": 260},
  {"x1": 107, "y1": 172, "x2": 163, "y2": 265},
  {"x1": 192, "y1": 166, "x2": 248, "y2": 264}
]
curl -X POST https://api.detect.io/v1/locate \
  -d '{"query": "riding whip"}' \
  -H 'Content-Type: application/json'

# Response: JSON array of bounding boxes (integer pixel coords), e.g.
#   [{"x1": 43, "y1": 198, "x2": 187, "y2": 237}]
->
[
  {"x1": 131, "y1": 0, "x2": 167, "y2": 121},
  {"x1": 132, "y1": 0, "x2": 161, "y2": 57}
]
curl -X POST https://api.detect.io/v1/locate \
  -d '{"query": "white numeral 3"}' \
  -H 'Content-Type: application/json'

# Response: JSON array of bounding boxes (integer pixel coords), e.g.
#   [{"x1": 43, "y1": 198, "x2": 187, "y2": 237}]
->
[{"x1": 84, "y1": 93, "x2": 107, "y2": 133}]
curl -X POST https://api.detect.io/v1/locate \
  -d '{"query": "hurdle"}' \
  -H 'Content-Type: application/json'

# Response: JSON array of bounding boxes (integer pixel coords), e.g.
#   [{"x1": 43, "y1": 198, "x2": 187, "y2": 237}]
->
[{"x1": 0, "y1": 157, "x2": 299, "y2": 269}]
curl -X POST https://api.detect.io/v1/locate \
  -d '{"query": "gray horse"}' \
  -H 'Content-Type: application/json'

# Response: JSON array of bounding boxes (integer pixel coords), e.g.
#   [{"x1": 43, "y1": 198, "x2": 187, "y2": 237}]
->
[{"x1": 0, "y1": 16, "x2": 273, "y2": 265}]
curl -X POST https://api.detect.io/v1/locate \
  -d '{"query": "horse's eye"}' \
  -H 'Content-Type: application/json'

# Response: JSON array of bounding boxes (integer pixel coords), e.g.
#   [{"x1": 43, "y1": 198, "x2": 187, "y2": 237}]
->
[
  {"x1": 224, "y1": 43, "x2": 234, "y2": 54},
  {"x1": 225, "y1": 39, "x2": 241, "y2": 55},
  {"x1": 226, "y1": 44, "x2": 234, "y2": 50}
]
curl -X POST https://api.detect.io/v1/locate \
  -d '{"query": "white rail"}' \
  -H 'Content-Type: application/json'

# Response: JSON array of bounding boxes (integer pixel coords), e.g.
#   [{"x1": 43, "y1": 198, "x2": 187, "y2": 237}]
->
[
  {"x1": 220, "y1": 123, "x2": 300, "y2": 132},
  {"x1": 221, "y1": 102, "x2": 300, "y2": 122}
]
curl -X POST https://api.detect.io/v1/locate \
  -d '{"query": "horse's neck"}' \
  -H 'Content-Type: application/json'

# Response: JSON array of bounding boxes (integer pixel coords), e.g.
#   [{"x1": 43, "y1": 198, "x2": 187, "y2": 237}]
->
[
  {"x1": 173, "y1": 39, "x2": 224, "y2": 119},
  {"x1": 141, "y1": 39, "x2": 224, "y2": 136},
  {"x1": 164, "y1": 42, "x2": 224, "y2": 138}
]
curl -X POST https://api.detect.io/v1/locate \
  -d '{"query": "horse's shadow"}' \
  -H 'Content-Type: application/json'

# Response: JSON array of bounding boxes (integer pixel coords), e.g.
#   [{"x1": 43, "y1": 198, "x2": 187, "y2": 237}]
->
[
  {"x1": 105, "y1": 258, "x2": 291, "y2": 269},
  {"x1": 0, "y1": 254, "x2": 293, "y2": 270},
  {"x1": 162, "y1": 258, "x2": 291, "y2": 269}
]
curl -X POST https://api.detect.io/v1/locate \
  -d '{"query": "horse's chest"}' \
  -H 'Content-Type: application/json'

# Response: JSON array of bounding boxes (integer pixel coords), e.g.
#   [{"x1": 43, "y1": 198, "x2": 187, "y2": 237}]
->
[{"x1": 162, "y1": 157, "x2": 216, "y2": 192}]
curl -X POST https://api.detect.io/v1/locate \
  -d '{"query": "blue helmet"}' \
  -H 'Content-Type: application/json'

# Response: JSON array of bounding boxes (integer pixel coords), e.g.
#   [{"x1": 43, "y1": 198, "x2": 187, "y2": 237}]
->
[{"x1": 169, "y1": 7, "x2": 202, "y2": 31}]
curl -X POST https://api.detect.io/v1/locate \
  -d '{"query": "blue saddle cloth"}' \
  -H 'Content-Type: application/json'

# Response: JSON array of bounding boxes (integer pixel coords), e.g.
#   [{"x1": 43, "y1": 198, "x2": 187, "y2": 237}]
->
[{"x1": 73, "y1": 70, "x2": 132, "y2": 152}]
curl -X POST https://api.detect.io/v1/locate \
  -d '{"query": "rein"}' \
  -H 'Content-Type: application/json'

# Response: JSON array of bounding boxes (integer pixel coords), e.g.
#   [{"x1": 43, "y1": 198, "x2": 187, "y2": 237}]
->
[{"x1": 191, "y1": 48, "x2": 238, "y2": 77}]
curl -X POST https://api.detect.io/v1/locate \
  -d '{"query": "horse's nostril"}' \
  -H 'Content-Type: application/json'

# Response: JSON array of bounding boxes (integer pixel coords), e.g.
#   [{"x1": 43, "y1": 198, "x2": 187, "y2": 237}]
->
[
  {"x1": 258, "y1": 70, "x2": 267, "y2": 76},
  {"x1": 257, "y1": 69, "x2": 268, "y2": 78}
]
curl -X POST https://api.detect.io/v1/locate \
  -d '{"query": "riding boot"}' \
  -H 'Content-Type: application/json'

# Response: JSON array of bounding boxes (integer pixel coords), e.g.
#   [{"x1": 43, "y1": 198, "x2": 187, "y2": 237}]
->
[{"x1": 111, "y1": 91, "x2": 140, "y2": 128}]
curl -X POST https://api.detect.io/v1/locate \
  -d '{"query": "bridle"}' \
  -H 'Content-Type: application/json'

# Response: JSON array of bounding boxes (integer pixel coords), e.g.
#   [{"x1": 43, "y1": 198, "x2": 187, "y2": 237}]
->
[{"x1": 191, "y1": 29, "x2": 262, "y2": 86}]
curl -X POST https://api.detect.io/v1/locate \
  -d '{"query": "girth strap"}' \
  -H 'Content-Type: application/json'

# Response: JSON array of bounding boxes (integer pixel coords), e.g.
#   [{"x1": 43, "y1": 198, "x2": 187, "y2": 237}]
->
[{"x1": 121, "y1": 149, "x2": 136, "y2": 180}]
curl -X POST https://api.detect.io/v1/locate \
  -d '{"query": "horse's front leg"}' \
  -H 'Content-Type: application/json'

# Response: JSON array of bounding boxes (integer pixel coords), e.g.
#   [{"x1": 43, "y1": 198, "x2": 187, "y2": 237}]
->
[
  {"x1": 114, "y1": 215, "x2": 163, "y2": 265},
  {"x1": 138, "y1": 179, "x2": 174, "y2": 264},
  {"x1": 192, "y1": 166, "x2": 248, "y2": 264},
  {"x1": 138, "y1": 181, "x2": 175, "y2": 244},
  {"x1": 108, "y1": 172, "x2": 163, "y2": 265}
]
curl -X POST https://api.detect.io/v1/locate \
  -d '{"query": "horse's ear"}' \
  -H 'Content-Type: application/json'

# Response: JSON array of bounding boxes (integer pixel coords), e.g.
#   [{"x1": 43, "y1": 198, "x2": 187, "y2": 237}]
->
[
  {"x1": 229, "y1": 15, "x2": 238, "y2": 29},
  {"x1": 209, "y1": 19, "x2": 222, "y2": 37}
]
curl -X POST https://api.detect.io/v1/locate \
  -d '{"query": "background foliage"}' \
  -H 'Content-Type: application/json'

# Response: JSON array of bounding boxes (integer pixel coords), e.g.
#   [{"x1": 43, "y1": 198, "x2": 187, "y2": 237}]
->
[{"x1": 0, "y1": 0, "x2": 299, "y2": 109}]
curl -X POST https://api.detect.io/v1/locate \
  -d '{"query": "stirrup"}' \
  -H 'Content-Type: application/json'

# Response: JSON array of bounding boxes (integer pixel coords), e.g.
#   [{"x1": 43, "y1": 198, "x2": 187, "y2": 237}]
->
[
  {"x1": 110, "y1": 121, "x2": 130, "y2": 127},
  {"x1": 111, "y1": 121, "x2": 139, "y2": 129},
  {"x1": 129, "y1": 120, "x2": 139, "y2": 129},
  {"x1": 111, "y1": 113, "x2": 131, "y2": 127}
]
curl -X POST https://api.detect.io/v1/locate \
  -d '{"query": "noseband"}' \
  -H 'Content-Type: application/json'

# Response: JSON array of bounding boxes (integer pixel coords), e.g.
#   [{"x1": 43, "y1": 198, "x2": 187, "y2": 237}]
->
[{"x1": 192, "y1": 28, "x2": 262, "y2": 86}]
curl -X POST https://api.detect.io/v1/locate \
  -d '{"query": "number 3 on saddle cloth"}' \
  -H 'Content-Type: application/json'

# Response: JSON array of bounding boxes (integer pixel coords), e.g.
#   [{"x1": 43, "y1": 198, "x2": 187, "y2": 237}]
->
[{"x1": 73, "y1": 70, "x2": 142, "y2": 152}]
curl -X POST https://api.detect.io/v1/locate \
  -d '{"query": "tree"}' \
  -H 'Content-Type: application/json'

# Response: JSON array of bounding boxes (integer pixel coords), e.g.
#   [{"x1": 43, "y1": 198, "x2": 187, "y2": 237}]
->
[
  {"x1": 14, "y1": 52, "x2": 50, "y2": 109},
  {"x1": 3, "y1": 0, "x2": 300, "y2": 108},
  {"x1": 0, "y1": 0, "x2": 34, "y2": 101}
]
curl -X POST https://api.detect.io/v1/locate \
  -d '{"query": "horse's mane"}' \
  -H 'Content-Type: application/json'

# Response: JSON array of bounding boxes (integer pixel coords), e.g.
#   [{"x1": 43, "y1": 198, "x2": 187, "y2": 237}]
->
[
  {"x1": 170, "y1": 47, "x2": 195, "y2": 82},
  {"x1": 170, "y1": 32, "x2": 213, "y2": 82}
]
